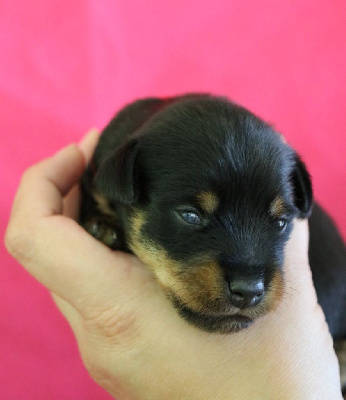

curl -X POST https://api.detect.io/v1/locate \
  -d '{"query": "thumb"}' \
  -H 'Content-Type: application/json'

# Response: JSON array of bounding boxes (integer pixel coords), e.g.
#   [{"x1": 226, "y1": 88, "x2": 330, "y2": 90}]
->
[{"x1": 283, "y1": 219, "x2": 317, "y2": 302}]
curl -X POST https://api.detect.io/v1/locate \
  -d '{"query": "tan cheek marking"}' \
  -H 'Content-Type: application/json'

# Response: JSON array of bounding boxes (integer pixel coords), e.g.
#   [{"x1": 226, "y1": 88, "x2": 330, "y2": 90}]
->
[
  {"x1": 178, "y1": 262, "x2": 224, "y2": 308},
  {"x1": 127, "y1": 214, "x2": 223, "y2": 311},
  {"x1": 270, "y1": 196, "x2": 286, "y2": 218},
  {"x1": 127, "y1": 210, "x2": 174, "y2": 286},
  {"x1": 129, "y1": 210, "x2": 284, "y2": 319},
  {"x1": 131, "y1": 239, "x2": 223, "y2": 311},
  {"x1": 197, "y1": 191, "x2": 219, "y2": 214},
  {"x1": 265, "y1": 270, "x2": 284, "y2": 312}
]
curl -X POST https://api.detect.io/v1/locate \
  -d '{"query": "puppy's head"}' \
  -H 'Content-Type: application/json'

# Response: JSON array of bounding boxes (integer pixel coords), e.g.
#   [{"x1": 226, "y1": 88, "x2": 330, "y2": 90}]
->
[{"x1": 95, "y1": 96, "x2": 312, "y2": 333}]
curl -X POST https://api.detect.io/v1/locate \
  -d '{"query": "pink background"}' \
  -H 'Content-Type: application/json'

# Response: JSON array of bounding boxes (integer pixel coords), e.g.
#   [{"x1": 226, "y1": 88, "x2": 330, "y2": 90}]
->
[{"x1": 1, "y1": 1, "x2": 346, "y2": 398}]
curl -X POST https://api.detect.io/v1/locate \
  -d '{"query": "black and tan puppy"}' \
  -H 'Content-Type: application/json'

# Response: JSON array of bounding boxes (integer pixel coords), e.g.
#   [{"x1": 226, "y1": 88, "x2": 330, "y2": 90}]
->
[{"x1": 80, "y1": 94, "x2": 346, "y2": 387}]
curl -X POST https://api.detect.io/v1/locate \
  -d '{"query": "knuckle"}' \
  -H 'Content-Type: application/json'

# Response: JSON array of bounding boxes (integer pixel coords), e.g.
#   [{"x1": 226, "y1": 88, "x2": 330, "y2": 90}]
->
[
  {"x1": 84, "y1": 305, "x2": 138, "y2": 344},
  {"x1": 4, "y1": 224, "x2": 34, "y2": 262},
  {"x1": 79, "y1": 306, "x2": 142, "y2": 391},
  {"x1": 20, "y1": 165, "x2": 38, "y2": 184},
  {"x1": 23, "y1": 163, "x2": 40, "y2": 178}
]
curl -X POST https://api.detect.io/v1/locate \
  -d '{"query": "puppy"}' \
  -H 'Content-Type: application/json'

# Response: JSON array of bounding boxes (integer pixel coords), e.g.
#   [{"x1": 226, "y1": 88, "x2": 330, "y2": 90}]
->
[{"x1": 80, "y1": 94, "x2": 346, "y2": 387}]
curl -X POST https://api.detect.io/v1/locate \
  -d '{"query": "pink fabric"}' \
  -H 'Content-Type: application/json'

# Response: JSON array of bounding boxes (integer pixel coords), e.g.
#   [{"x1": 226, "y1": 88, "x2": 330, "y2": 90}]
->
[{"x1": 1, "y1": 1, "x2": 346, "y2": 398}]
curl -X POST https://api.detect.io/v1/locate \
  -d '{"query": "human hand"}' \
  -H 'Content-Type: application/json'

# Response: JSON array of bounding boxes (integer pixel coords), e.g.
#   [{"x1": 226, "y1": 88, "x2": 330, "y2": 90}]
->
[{"x1": 5, "y1": 130, "x2": 342, "y2": 400}]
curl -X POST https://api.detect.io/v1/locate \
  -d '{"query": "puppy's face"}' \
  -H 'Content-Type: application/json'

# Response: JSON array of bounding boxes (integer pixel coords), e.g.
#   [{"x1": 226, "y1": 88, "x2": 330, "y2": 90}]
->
[{"x1": 96, "y1": 97, "x2": 312, "y2": 333}]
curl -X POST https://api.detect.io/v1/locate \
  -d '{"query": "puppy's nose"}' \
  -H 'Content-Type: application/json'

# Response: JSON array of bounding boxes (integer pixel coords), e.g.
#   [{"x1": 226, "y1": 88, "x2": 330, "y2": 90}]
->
[{"x1": 229, "y1": 279, "x2": 264, "y2": 308}]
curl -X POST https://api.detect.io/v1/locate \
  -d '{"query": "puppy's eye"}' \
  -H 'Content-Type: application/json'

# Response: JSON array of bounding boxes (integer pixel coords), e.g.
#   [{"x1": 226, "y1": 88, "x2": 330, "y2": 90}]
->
[
  {"x1": 179, "y1": 211, "x2": 202, "y2": 225},
  {"x1": 277, "y1": 218, "x2": 288, "y2": 231}
]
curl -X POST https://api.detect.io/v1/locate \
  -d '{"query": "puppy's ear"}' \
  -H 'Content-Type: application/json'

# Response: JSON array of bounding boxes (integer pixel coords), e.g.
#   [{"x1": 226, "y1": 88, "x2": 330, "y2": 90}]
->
[
  {"x1": 94, "y1": 139, "x2": 139, "y2": 205},
  {"x1": 291, "y1": 153, "x2": 313, "y2": 218}
]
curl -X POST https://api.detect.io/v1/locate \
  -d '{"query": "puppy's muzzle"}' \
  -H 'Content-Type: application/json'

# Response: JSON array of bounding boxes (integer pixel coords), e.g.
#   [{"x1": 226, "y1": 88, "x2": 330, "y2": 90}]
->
[
  {"x1": 222, "y1": 257, "x2": 266, "y2": 309},
  {"x1": 228, "y1": 279, "x2": 265, "y2": 308}
]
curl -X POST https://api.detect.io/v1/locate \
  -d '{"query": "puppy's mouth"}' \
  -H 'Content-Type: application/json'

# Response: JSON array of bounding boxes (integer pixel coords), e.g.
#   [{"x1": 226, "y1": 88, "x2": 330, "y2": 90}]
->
[
  {"x1": 163, "y1": 267, "x2": 284, "y2": 334},
  {"x1": 172, "y1": 297, "x2": 254, "y2": 334}
]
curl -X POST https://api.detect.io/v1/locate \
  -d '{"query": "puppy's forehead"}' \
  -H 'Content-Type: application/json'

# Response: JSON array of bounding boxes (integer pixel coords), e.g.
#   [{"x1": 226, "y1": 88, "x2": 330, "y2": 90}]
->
[
  {"x1": 141, "y1": 97, "x2": 286, "y2": 163},
  {"x1": 139, "y1": 97, "x2": 293, "y2": 199}
]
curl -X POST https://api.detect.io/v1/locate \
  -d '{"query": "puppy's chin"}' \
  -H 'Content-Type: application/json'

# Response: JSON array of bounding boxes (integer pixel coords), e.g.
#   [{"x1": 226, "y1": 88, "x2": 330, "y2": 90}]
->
[{"x1": 171, "y1": 297, "x2": 254, "y2": 334}]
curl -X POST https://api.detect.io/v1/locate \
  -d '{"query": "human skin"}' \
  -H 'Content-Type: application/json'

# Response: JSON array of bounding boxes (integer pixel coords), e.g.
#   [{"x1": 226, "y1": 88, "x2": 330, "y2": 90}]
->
[{"x1": 5, "y1": 130, "x2": 342, "y2": 400}]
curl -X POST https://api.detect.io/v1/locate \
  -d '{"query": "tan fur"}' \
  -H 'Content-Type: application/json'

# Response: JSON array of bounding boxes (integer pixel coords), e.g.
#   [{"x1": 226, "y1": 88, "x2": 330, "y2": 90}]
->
[
  {"x1": 93, "y1": 191, "x2": 117, "y2": 218},
  {"x1": 171, "y1": 261, "x2": 224, "y2": 311},
  {"x1": 128, "y1": 209, "x2": 283, "y2": 318},
  {"x1": 197, "y1": 191, "x2": 219, "y2": 214},
  {"x1": 129, "y1": 237, "x2": 223, "y2": 312},
  {"x1": 128, "y1": 210, "x2": 224, "y2": 312},
  {"x1": 130, "y1": 209, "x2": 146, "y2": 236},
  {"x1": 335, "y1": 340, "x2": 346, "y2": 390},
  {"x1": 270, "y1": 196, "x2": 286, "y2": 218},
  {"x1": 262, "y1": 270, "x2": 284, "y2": 312}
]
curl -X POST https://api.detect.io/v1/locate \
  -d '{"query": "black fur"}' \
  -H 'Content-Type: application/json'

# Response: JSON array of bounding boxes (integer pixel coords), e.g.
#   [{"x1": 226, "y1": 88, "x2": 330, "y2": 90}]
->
[{"x1": 80, "y1": 94, "x2": 346, "y2": 342}]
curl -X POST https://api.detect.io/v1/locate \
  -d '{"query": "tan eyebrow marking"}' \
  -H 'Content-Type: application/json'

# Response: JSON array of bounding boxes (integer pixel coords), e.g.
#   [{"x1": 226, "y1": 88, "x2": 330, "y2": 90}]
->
[
  {"x1": 197, "y1": 191, "x2": 219, "y2": 214},
  {"x1": 270, "y1": 196, "x2": 286, "y2": 218}
]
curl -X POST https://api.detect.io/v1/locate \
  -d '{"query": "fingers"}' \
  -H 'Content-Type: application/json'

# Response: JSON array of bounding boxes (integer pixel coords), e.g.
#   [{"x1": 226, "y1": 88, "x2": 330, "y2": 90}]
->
[
  {"x1": 283, "y1": 219, "x2": 310, "y2": 281},
  {"x1": 5, "y1": 132, "x2": 149, "y2": 314},
  {"x1": 63, "y1": 129, "x2": 99, "y2": 219},
  {"x1": 5, "y1": 128, "x2": 178, "y2": 376},
  {"x1": 78, "y1": 128, "x2": 99, "y2": 163},
  {"x1": 5, "y1": 128, "x2": 99, "y2": 253},
  {"x1": 8, "y1": 199, "x2": 152, "y2": 319},
  {"x1": 5, "y1": 129, "x2": 158, "y2": 319},
  {"x1": 9, "y1": 144, "x2": 86, "y2": 224},
  {"x1": 5, "y1": 143, "x2": 86, "y2": 266},
  {"x1": 284, "y1": 218, "x2": 309, "y2": 266},
  {"x1": 62, "y1": 185, "x2": 80, "y2": 219},
  {"x1": 281, "y1": 218, "x2": 319, "y2": 312},
  {"x1": 28, "y1": 215, "x2": 146, "y2": 300}
]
